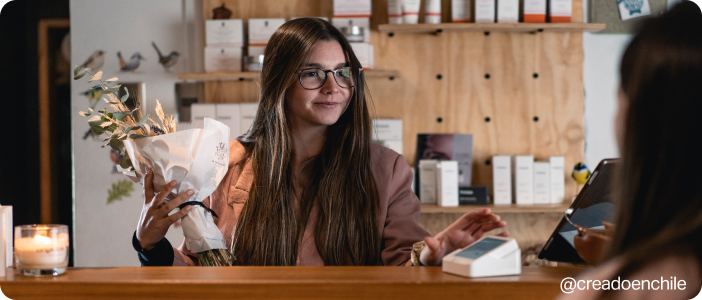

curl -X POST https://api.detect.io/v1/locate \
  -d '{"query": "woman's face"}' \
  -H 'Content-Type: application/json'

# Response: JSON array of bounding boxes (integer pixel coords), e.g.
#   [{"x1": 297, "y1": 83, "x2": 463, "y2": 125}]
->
[{"x1": 285, "y1": 40, "x2": 353, "y2": 130}]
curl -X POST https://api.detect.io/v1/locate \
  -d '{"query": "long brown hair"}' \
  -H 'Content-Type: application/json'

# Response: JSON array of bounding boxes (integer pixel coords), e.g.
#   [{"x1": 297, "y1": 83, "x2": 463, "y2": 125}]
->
[
  {"x1": 231, "y1": 18, "x2": 381, "y2": 266},
  {"x1": 604, "y1": 1, "x2": 702, "y2": 295}
]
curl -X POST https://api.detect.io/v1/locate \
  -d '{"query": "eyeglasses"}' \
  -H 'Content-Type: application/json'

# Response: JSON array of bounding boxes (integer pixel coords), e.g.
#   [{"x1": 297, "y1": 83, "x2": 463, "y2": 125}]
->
[
  {"x1": 297, "y1": 67, "x2": 362, "y2": 90},
  {"x1": 564, "y1": 208, "x2": 587, "y2": 236}
]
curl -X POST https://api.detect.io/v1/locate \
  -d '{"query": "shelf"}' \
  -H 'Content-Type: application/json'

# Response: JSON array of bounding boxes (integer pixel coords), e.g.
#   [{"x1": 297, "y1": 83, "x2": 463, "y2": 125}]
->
[
  {"x1": 378, "y1": 23, "x2": 606, "y2": 34},
  {"x1": 420, "y1": 203, "x2": 571, "y2": 214},
  {"x1": 178, "y1": 69, "x2": 400, "y2": 82}
]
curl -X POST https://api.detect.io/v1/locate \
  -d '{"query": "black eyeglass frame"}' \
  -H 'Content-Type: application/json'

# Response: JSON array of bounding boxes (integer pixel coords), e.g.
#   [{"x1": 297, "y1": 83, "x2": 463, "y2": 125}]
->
[{"x1": 296, "y1": 67, "x2": 363, "y2": 90}]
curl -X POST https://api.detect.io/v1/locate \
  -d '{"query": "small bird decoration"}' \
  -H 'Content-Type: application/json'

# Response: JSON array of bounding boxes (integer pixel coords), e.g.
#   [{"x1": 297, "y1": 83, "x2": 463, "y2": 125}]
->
[
  {"x1": 151, "y1": 42, "x2": 180, "y2": 71},
  {"x1": 572, "y1": 162, "x2": 592, "y2": 196},
  {"x1": 81, "y1": 86, "x2": 104, "y2": 102},
  {"x1": 79, "y1": 50, "x2": 105, "y2": 70},
  {"x1": 117, "y1": 51, "x2": 145, "y2": 72}
]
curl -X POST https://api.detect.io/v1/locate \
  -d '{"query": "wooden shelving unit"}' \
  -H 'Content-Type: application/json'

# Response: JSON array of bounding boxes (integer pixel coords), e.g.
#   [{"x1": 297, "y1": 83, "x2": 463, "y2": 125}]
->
[
  {"x1": 420, "y1": 204, "x2": 571, "y2": 214},
  {"x1": 179, "y1": 69, "x2": 400, "y2": 82},
  {"x1": 378, "y1": 23, "x2": 606, "y2": 34}
]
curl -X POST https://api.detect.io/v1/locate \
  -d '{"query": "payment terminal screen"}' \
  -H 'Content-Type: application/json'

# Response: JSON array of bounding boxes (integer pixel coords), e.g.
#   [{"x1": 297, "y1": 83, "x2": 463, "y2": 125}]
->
[{"x1": 455, "y1": 238, "x2": 506, "y2": 259}]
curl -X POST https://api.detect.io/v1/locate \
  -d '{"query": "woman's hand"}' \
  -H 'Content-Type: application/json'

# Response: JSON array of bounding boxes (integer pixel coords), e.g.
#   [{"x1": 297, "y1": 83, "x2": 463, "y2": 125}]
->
[
  {"x1": 135, "y1": 168, "x2": 194, "y2": 250},
  {"x1": 573, "y1": 222, "x2": 614, "y2": 265},
  {"x1": 420, "y1": 208, "x2": 508, "y2": 266}
]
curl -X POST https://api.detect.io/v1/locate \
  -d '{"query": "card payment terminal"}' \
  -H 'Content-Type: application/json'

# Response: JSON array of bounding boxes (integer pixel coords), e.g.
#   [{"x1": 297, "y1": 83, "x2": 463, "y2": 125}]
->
[{"x1": 442, "y1": 236, "x2": 521, "y2": 278}]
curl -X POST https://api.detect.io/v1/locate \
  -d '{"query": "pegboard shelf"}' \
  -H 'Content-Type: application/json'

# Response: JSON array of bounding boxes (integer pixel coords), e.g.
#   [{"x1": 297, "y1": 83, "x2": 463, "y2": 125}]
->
[
  {"x1": 420, "y1": 204, "x2": 571, "y2": 214},
  {"x1": 178, "y1": 69, "x2": 400, "y2": 81},
  {"x1": 378, "y1": 23, "x2": 606, "y2": 34}
]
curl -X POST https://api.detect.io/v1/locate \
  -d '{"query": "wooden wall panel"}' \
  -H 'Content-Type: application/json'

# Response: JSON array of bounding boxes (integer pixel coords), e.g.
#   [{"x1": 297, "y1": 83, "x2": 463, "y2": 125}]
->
[{"x1": 201, "y1": 0, "x2": 585, "y2": 201}]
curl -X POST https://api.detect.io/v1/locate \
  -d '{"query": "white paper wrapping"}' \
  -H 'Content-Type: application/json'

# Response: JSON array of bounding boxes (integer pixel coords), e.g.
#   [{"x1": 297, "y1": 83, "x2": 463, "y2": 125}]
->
[{"x1": 123, "y1": 118, "x2": 230, "y2": 253}]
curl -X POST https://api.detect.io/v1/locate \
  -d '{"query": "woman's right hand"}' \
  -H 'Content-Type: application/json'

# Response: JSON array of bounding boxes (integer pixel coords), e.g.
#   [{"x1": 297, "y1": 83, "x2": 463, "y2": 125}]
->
[{"x1": 136, "y1": 168, "x2": 194, "y2": 250}]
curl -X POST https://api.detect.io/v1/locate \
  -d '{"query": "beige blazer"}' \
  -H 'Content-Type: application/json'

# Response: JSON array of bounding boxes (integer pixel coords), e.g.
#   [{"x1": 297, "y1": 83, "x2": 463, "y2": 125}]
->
[{"x1": 172, "y1": 140, "x2": 430, "y2": 266}]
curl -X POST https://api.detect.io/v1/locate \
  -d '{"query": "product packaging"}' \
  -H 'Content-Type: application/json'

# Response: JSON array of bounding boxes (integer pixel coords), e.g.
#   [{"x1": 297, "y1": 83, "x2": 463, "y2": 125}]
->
[
  {"x1": 205, "y1": 19, "x2": 244, "y2": 46},
  {"x1": 425, "y1": 0, "x2": 442, "y2": 24},
  {"x1": 452, "y1": 0, "x2": 473, "y2": 23},
  {"x1": 524, "y1": 0, "x2": 547, "y2": 23},
  {"x1": 475, "y1": 0, "x2": 496, "y2": 23}
]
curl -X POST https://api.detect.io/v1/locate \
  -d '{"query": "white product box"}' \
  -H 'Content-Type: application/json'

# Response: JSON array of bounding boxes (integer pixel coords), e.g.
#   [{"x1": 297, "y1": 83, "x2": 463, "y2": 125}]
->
[
  {"x1": 419, "y1": 160, "x2": 438, "y2": 204},
  {"x1": 497, "y1": 0, "x2": 519, "y2": 23},
  {"x1": 204, "y1": 46, "x2": 242, "y2": 72},
  {"x1": 549, "y1": 156, "x2": 565, "y2": 204},
  {"x1": 533, "y1": 162, "x2": 551, "y2": 204},
  {"x1": 332, "y1": 17, "x2": 371, "y2": 43},
  {"x1": 475, "y1": 0, "x2": 496, "y2": 23},
  {"x1": 3, "y1": 206, "x2": 11, "y2": 267},
  {"x1": 425, "y1": 0, "x2": 442, "y2": 23},
  {"x1": 372, "y1": 119, "x2": 402, "y2": 140},
  {"x1": 380, "y1": 140, "x2": 403, "y2": 154},
  {"x1": 248, "y1": 46, "x2": 266, "y2": 59},
  {"x1": 402, "y1": 0, "x2": 421, "y2": 24},
  {"x1": 0, "y1": 210, "x2": 5, "y2": 277},
  {"x1": 190, "y1": 104, "x2": 217, "y2": 128},
  {"x1": 437, "y1": 161, "x2": 459, "y2": 207},
  {"x1": 549, "y1": 0, "x2": 572, "y2": 22},
  {"x1": 524, "y1": 0, "x2": 547, "y2": 22},
  {"x1": 512, "y1": 155, "x2": 534, "y2": 205},
  {"x1": 350, "y1": 43, "x2": 373, "y2": 69},
  {"x1": 492, "y1": 156, "x2": 512, "y2": 205},
  {"x1": 240, "y1": 103, "x2": 258, "y2": 135},
  {"x1": 205, "y1": 19, "x2": 244, "y2": 46},
  {"x1": 388, "y1": 0, "x2": 403, "y2": 24},
  {"x1": 216, "y1": 104, "x2": 241, "y2": 140},
  {"x1": 452, "y1": 0, "x2": 472, "y2": 22},
  {"x1": 333, "y1": 0, "x2": 372, "y2": 17},
  {"x1": 248, "y1": 18, "x2": 286, "y2": 46}
]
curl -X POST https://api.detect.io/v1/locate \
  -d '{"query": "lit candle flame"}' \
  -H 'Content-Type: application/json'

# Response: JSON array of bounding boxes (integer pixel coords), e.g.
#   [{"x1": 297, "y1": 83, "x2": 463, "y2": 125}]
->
[{"x1": 33, "y1": 235, "x2": 52, "y2": 245}]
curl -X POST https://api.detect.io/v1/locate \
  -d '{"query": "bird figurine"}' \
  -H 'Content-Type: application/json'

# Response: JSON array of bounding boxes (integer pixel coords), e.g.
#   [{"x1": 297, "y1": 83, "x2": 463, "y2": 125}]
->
[
  {"x1": 81, "y1": 86, "x2": 104, "y2": 102},
  {"x1": 117, "y1": 51, "x2": 145, "y2": 72},
  {"x1": 151, "y1": 42, "x2": 180, "y2": 71},
  {"x1": 572, "y1": 162, "x2": 592, "y2": 196},
  {"x1": 79, "y1": 50, "x2": 105, "y2": 70}
]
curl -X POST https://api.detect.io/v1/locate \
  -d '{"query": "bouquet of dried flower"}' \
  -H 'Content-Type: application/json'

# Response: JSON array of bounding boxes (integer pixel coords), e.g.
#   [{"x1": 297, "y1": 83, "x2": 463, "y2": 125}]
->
[{"x1": 74, "y1": 66, "x2": 235, "y2": 266}]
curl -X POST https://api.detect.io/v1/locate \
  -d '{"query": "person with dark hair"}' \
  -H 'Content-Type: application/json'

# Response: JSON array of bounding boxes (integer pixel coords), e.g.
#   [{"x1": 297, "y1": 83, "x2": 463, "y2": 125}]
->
[
  {"x1": 132, "y1": 18, "x2": 508, "y2": 266},
  {"x1": 559, "y1": 2, "x2": 702, "y2": 299}
]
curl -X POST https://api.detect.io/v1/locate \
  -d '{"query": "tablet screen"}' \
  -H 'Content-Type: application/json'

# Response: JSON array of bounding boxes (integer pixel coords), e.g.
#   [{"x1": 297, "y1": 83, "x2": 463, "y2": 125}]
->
[{"x1": 456, "y1": 238, "x2": 506, "y2": 259}]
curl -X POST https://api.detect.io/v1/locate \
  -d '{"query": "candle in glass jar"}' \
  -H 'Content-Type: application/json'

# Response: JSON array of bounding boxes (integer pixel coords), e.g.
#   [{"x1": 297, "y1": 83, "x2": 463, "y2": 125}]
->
[{"x1": 15, "y1": 232, "x2": 69, "y2": 269}]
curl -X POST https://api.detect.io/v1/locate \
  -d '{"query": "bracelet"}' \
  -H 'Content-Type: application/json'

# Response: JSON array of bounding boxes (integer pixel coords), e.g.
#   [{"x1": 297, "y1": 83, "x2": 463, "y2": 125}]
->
[{"x1": 411, "y1": 241, "x2": 426, "y2": 266}]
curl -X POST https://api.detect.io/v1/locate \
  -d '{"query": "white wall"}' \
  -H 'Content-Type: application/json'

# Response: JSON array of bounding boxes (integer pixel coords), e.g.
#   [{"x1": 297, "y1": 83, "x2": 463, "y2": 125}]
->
[{"x1": 70, "y1": 0, "x2": 200, "y2": 266}]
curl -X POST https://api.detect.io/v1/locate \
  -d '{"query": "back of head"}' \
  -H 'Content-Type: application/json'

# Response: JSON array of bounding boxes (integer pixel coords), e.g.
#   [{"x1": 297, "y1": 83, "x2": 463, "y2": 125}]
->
[{"x1": 610, "y1": 0, "x2": 702, "y2": 279}]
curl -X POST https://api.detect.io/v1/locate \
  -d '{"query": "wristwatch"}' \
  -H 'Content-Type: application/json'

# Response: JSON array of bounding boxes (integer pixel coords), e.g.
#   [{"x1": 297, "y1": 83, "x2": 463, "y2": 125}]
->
[{"x1": 411, "y1": 241, "x2": 426, "y2": 266}]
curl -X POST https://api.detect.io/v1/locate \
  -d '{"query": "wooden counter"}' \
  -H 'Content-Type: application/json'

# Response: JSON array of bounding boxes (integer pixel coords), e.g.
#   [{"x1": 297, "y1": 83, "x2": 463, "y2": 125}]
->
[{"x1": 0, "y1": 266, "x2": 585, "y2": 300}]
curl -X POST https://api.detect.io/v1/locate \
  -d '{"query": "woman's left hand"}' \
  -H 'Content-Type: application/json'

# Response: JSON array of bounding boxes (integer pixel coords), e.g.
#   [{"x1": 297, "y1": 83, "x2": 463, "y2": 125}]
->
[{"x1": 420, "y1": 208, "x2": 508, "y2": 266}]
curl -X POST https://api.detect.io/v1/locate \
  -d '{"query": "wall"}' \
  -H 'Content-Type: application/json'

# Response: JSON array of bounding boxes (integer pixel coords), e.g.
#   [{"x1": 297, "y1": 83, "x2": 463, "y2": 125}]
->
[{"x1": 70, "y1": 0, "x2": 199, "y2": 267}]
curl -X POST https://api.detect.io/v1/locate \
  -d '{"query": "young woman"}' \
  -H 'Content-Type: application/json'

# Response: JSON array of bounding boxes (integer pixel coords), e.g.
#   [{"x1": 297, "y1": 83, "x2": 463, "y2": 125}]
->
[
  {"x1": 133, "y1": 18, "x2": 508, "y2": 266},
  {"x1": 559, "y1": 2, "x2": 702, "y2": 299}
]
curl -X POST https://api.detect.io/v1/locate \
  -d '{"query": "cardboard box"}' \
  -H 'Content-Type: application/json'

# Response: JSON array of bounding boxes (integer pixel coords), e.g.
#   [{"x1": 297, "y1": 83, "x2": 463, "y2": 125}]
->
[
  {"x1": 497, "y1": 0, "x2": 520, "y2": 23},
  {"x1": 437, "y1": 161, "x2": 459, "y2": 207},
  {"x1": 419, "y1": 160, "x2": 438, "y2": 204},
  {"x1": 248, "y1": 18, "x2": 286, "y2": 46},
  {"x1": 549, "y1": 156, "x2": 565, "y2": 204},
  {"x1": 388, "y1": 0, "x2": 403, "y2": 24},
  {"x1": 204, "y1": 46, "x2": 242, "y2": 72},
  {"x1": 475, "y1": 0, "x2": 496, "y2": 23},
  {"x1": 372, "y1": 119, "x2": 402, "y2": 154},
  {"x1": 333, "y1": 0, "x2": 372, "y2": 17},
  {"x1": 533, "y1": 162, "x2": 551, "y2": 204},
  {"x1": 512, "y1": 155, "x2": 534, "y2": 205},
  {"x1": 492, "y1": 156, "x2": 512, "y2": 205},
  {"x1": 216, "y1": 104, "x2": 241, "y2": 140},
  {"x1": 452, "y1": 0, "x2": 473, "y2": 22},
  {"x1": 332, "y1": 17, "x2": 371, "y2": 43},
  {"x1": 524, "y1": 0, "x2": 547, "y2": 23},
  {"x1": 415, "y1": 134, "x2": 473, "y2": 188},
  {"x1": 205, "y1": 19, "x2": 244, "y2": 46}
]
